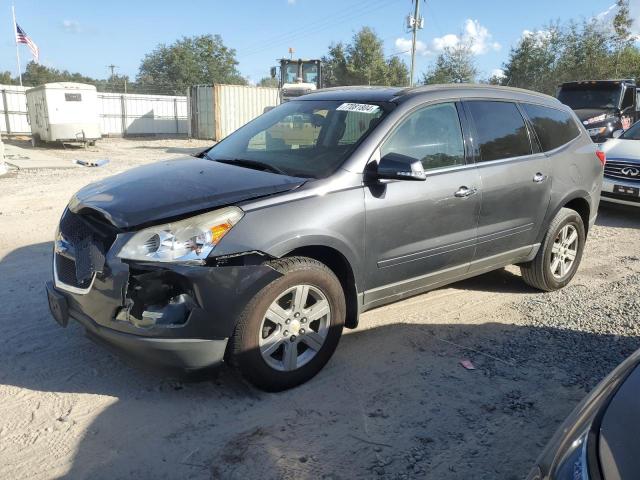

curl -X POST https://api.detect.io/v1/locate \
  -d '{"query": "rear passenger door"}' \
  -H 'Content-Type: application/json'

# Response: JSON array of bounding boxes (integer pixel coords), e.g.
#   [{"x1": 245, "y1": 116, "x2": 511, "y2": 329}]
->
[{"x1": 463, "y1": 100, "x2": 552, "y2": 261}]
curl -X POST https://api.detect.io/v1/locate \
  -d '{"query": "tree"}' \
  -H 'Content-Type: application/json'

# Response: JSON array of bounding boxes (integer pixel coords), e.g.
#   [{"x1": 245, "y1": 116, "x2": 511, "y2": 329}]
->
[
  {"x1": 500, "y1": 9, "x2": 640, "y2": 95},
  {"x1": 422, "y1": 42, "x2": 478, "y2": 84},
  {"x1": 322, "y1": 27, "x2": 409, "y2": 87},
  {"x1": 257, "y1": 77, "x2": 279, "y2": 88},
  {"x1": 0, "y1": 71, "x2": 16, "y2": 85},
  {"x1": 137, "y1": 35, "x2": 246, "y2": 95}
]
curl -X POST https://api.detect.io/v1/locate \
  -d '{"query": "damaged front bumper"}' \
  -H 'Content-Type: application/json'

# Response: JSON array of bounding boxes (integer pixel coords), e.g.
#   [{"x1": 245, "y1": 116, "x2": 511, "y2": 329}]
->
[{"x1": 48, "y1": 231, "x2": 281, "y2": 370}]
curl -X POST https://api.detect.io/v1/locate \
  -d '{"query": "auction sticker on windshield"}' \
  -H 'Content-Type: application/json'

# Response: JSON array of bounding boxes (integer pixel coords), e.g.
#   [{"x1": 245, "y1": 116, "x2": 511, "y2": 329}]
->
[{"x1": 336, "y1": 103, "x2": 380, "y2": 114}]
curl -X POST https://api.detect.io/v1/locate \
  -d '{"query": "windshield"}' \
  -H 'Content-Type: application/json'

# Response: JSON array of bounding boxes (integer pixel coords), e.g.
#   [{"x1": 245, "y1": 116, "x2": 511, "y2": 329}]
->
[
  {"x1": 205, "y1": 100, "x2": 390, "y2": 178},
  {"x1": 302, "y1": 63, "x2": 318, "y2": 84},
  {"x1": 284, "y1": 64, "x2": 299, "y2": 83},
  {"x1": 621, "y1": 120, "x2": 640, "y2": 140},
  {"x1": 558, "y1": 84, "x2": 622, "y2": 110}
]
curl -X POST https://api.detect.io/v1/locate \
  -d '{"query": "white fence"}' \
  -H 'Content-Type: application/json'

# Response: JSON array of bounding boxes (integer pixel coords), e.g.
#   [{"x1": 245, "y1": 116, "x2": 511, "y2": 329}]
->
[{"x1": 0, "y1": 85, "x2": 188, "y2": 136}]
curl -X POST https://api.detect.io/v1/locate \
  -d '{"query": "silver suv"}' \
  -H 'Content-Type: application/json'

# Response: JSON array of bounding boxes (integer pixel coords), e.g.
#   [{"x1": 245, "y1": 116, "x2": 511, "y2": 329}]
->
[{"x1": 46, "y1": 85, "x2": 604, "y2": 391}]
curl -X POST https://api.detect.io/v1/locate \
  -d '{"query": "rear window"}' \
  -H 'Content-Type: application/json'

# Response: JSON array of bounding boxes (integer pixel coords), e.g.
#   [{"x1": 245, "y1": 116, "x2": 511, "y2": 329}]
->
[
  {"x1": 521, "y1": 104, "x2": 580, "y2": 152},
  {"x1": 465, "y1": 101, "x2": 532, "y2": 162}
]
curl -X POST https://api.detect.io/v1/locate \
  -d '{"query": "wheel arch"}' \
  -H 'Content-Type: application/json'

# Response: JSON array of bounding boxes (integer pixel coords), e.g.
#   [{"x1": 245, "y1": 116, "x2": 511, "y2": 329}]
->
[
  {"x1": 283, "y1": 245, "x2": 360, "y2": 329},
  {"x1": 540, "y1": 191, "x2": 592, "y2": 243}
]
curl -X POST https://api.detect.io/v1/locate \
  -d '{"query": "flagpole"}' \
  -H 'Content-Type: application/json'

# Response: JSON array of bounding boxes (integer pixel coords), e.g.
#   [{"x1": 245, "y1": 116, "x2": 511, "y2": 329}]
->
[{"x1": 11, "y1": 4, "x2": 22, "y2": 86}]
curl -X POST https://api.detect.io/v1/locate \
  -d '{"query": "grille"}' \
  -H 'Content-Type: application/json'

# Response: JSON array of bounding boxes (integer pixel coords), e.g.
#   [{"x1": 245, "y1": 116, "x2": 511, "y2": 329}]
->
[
  {"x1": 55, "y1": 210, "x2": 117, "y2": 289},
  {"x1": 55, "y1": 254, "x2": 92, "y2": 289},
  {"x1": 604, "y1": 160, "x2": 640, "y2": 183}
]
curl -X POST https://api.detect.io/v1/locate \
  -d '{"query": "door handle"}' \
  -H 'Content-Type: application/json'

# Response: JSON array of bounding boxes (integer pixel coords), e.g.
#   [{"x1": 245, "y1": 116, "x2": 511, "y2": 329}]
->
[
  {"x1": 533, "y1": 172, "x2": 547, "y2": 183},
  {"x1": 454, "y1": 186, "x2": 478, "y2": 198}
]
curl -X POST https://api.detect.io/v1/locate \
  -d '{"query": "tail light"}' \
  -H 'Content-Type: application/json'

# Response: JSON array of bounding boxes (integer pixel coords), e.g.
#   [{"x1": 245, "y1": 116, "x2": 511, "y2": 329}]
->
[{"x1": 596, "y1": 150, "x2": 606, "y2": 167}]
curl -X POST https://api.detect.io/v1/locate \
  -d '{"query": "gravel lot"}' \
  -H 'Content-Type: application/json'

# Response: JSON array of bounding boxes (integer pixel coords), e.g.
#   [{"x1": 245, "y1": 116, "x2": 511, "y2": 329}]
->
[{"x1": 1, "y1": 137, "x2": 639, "y2": 480}]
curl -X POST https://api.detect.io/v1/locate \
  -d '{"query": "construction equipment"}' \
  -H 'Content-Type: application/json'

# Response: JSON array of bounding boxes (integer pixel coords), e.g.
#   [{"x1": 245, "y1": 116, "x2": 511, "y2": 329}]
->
[{"x1": 270, "y1": 58, "x2": 323, "y2": 102}]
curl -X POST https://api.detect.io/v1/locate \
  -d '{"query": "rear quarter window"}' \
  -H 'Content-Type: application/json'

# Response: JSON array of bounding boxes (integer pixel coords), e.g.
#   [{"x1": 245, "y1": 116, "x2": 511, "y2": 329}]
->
[
  {"x1": 521, "y1": 103, "x2": 580, "y2": 152},
  {"x1": 465, "y1": 101, "x2": 532, "y2": 162}
]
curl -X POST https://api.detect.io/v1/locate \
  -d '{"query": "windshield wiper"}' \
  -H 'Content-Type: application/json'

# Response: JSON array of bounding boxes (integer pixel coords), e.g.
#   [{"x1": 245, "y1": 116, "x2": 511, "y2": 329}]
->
[{"x1": 213, "y1": 158, "x2": 288, "y2": 175}]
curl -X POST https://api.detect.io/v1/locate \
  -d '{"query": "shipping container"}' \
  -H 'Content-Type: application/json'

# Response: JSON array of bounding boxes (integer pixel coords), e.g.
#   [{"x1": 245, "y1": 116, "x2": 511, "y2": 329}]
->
[
  {"x1": 188, "y1": 84, "x2": 279, "y2": 140},
  {"x1": 26, "y1": 82, "x2": 100, "y2": 145}
]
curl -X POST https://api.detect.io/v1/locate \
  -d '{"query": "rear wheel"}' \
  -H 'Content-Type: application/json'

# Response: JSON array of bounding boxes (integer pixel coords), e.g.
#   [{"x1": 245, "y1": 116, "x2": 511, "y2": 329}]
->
[
  {"x1": 520, "y1": 207, "x2": 585, "y2": 291},
  {"x1": 229, "y1": 257, "x2": 345, "y2": 391}
]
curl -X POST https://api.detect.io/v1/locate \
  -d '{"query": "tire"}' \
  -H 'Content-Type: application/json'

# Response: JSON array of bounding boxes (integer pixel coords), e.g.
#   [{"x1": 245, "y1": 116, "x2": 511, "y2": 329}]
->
[
  {"x1": 228, "y1": 256, "x2": 345, "y2": 391},
  {"x1": 520, "y1": 207, "x2": 586, "y2": 291}
]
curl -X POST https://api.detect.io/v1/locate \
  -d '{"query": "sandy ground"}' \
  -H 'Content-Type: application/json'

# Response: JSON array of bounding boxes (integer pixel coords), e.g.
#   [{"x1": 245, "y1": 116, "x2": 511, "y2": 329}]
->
[{"x1": 1, "y1": 137, "x2": 639, "y2": 480}]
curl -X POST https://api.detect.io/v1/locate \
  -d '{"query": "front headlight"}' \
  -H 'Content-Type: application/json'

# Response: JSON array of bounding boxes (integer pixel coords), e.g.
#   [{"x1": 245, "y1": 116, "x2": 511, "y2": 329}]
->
[
  {"x1": 117, "y1": 206, "x2": 243, "y2": 263},
  {"x1": 552, "y1": 431, "x2": 590, "y2": 479}
]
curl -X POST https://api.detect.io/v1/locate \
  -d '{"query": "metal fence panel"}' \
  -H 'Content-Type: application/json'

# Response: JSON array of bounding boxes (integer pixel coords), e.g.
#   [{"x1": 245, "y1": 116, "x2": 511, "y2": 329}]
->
[
  {"x1": 0, "y1": 85, "x2": 188, "y2": 137},
  {"x1": 98, "y1": 93, "x2": 188, "y2": 136},
  {"x1": 0, "y1": 85, "x2": 29, "y2": 134}
]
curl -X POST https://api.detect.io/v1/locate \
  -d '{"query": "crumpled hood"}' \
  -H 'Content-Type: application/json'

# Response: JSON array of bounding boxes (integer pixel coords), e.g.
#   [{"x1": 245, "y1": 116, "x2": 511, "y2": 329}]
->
[
  {"x1": 68, "y1": 157, "x2": 306, "y2": 229},
  {"x1": 573, "y1": 108, "x2": 617, "y2": 124}
]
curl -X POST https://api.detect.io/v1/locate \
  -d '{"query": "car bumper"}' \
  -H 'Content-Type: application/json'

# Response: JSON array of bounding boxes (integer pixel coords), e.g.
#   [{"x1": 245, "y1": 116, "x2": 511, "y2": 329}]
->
[
  {"x1": 47, "y1": 281, "x2": 228, "y2": 369},
  {"x1": 601, "y1": 175, "x2": 640, "y2": 207},
  {"x1": 47, "y1": 236, "x2": 281, "y2": 370}
]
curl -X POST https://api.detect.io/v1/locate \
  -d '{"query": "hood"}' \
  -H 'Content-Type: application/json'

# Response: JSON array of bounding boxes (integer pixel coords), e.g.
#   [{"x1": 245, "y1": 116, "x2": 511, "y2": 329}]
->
[
  {"x1": 68, "y1": 157, "x2": 306, "y2": 229},
  {"x1": 601, "y1": 138, "x2": 640, "y2": 160},
  {"x1": 573, "y1": 108, "x2": 617, "y2": 124}
]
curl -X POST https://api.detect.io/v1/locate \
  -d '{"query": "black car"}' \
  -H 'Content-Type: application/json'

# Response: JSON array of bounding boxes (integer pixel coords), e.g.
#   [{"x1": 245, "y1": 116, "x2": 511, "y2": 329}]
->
[
  {"x1": 46, "y1": 84, "x2": 603, "y2": 391},
  {"x1": 557, "y1": 80, "x2": 639, "y2": 143},
  {"x1": 527, "y1": 349, "x2": 640, "y2": 480}
]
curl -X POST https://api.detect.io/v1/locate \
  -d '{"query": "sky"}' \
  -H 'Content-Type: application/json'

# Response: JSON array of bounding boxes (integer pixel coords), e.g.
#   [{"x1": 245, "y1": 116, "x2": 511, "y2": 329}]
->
[{"x1": 1, "y1": 0, "x2": 633, "y2": 86}]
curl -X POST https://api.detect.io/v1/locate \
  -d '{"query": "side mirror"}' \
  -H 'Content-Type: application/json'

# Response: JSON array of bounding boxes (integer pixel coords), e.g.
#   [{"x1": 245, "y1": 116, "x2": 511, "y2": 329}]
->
[
  {"x1": 613, "y1": 129, "x2": 624, "y2": 139},
  {"x1": 377, "y1": 152, "x2": 426, "y2": 181},
  {"x1": 270, "y1": 67, "x2": 277, "y2": 79}
]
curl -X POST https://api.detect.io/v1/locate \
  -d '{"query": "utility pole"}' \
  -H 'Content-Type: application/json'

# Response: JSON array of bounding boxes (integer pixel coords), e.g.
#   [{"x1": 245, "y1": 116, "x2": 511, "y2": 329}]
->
[
  {"x1": 107, "y1": 64, "x2": 118, "y2": 92},
  {"x1": 408, "y1": 0, "x2": 424, "y2": 87}
]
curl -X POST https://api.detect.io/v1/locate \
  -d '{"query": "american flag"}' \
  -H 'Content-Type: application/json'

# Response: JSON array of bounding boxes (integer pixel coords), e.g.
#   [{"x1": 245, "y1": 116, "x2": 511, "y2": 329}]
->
[{"x1": 15, "y1": 24, "x2": 39, "y2": 63}]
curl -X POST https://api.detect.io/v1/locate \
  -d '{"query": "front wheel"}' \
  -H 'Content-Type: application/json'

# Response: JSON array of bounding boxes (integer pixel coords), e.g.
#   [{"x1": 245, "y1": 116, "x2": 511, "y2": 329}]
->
[
  {"x1": 520, "y1": 207, "x2": 586, "y2": 291},
  {"x1": 228, "y1": 257, "x2": 345, "y2": 391}
]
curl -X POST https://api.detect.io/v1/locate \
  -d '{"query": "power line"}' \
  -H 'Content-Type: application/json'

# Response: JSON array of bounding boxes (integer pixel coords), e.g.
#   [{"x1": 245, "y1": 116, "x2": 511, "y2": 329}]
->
[{"x1": 238, "y1": 0, "x2": 391, "y2": 58}]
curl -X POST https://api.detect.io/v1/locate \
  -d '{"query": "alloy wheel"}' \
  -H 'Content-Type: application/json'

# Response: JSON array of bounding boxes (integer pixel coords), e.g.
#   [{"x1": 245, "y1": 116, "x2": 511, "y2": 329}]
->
[
  {"x1": 258, "y1": 284, "x2": 331, "y2": 371},
  {"x1": 550, "y1": 224, "x2": 579, "y2": 279}
]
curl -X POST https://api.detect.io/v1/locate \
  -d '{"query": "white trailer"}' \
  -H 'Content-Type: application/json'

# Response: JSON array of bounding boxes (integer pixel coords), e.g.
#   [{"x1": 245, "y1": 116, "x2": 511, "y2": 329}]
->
[{"x1": 26, "y1": 82, "x2": 101, "y2": 146}]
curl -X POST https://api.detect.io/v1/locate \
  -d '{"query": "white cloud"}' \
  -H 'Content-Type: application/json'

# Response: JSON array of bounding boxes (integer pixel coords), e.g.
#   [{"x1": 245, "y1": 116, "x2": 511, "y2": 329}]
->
[
  {"x1": 394, "y1": 37, "x2": 429, "y2": 56},
  {"x1": 287, "y1": 0, "x2": 297, "y2": 4},
  {"x1": 61, "y1": 19, "x2": 81, "y2": 34},
  {"x1": 491, "y1": 68, "x2": 505, "y2": 79},
  {"x1": 430, "y1": 19, "x2": 501, "y2": 55},
  {"x1": 394, "y1": 19, "x2": 499, "y2": 58},
  {"x1": 432, "y1": 33, "x2": 459, "y2": 52}
]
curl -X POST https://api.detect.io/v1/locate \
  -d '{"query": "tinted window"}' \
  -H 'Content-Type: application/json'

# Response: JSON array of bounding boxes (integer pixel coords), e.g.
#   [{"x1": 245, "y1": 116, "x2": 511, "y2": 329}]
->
[
  {"x1": 381, "y1": 102, "x2": 465, "y2": 171},
  {"x1": 522, "y1": 104, "x2": 580, "y2": 152},
  {"x1": 622, "y1": 86, "x2": 634, "y2": 109},
  {"x1": 465, "y1": 101, "x2": 532, "y2": 162}
]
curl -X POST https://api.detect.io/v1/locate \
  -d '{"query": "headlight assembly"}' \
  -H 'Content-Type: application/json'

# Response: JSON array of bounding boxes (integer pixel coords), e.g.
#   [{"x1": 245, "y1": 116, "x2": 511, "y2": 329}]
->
[
  {"x1": 117, "y1": 206, "x2": 243, "y2": 263},
  {"x1": 552, "y1": 430, "x2": 590, "y2": 479}
]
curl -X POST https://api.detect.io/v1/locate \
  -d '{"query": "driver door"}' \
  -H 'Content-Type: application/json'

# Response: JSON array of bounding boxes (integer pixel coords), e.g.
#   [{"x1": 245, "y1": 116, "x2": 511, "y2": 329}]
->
[{"x1": 363, "y1": 102, "x2": 481, "y2": 307}]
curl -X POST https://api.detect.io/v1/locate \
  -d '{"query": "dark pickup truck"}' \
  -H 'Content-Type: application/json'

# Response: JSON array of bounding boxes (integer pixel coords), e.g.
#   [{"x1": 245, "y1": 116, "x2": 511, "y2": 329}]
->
[{"x1": 557, "y1": 79, "x2": 639, "y2": 142}]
